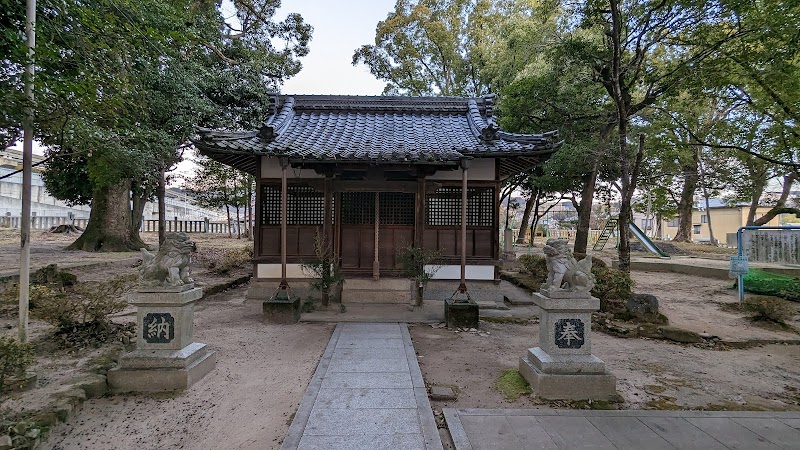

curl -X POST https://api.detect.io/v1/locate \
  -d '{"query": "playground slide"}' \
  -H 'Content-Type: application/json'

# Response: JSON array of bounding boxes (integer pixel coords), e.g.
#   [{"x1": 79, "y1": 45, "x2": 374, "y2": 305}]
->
[{"x1": 628, "y1": 223, "x2": 670, "y2": 258}]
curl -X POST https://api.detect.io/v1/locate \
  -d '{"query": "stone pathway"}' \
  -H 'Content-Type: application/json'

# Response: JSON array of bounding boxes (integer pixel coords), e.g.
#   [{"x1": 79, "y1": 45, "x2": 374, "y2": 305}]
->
[
  {"x1": 444, "y1": 408, "x2": 800, "y2": 449},
  {"x1": 281, "y1": 322, "x2": 442, "y2": 450}
]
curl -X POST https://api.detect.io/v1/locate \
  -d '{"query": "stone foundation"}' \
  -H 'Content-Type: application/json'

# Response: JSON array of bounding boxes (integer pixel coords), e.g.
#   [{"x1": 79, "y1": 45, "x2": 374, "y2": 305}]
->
[
  {"x1": 444, "y1": 299, "x2": 479, "y2": 329},
  {"x1": 262, "y1": 296, "x2": 302, "y2": 324},
  {"x1": 108, "y1": 287, "x2": 217, "y2": 393},
  {"x1": 519, "y1": 353, "x2": 617, "y2": 400}
]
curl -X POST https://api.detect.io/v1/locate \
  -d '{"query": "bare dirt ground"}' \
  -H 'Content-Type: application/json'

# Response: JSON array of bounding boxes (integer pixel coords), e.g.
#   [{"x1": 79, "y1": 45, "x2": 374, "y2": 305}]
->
[
  {"x1": 43, "y1": 286, "x2": 334, "y2": 450},
  {"x1": 412, "y1": 321, "x2": 800, "y2": 413}
]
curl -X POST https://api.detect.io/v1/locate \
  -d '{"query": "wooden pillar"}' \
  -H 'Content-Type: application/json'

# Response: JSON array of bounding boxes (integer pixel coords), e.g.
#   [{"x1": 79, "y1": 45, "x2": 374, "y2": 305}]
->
[
  {"x1": 414, "y1": 178, "x2": 426, "y2": 248},
  {"x1": 458, "y1": 158, "x2": 470, "y2": 296},
  {"x1": 323, "y1": 177, "x2": 332, "y2": 253},
  {"x1": 254, "y1": 157, "x2": 262, "y2": 260},
  {"x1": 279, "y1": 156, "x2": 289, "y2": 291},
  {"x1": 334, "y1": 191, "x2": 342, "y2": 265},
  {"x1": 373, "y1": 192, "x2": 380, "y2": 280}
]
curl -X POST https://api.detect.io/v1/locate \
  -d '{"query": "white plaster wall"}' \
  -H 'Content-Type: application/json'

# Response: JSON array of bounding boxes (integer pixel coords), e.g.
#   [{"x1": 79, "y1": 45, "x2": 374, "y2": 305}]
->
[
  {"x1": 261, "y1": 157, "x2": 324, "y2": 179},
  {"x1": 256, "y1": 263, "x2": 313, "y2": 279},
  {"x1": 427, "y1": 264, "x2": 495, "y2": 280},
  {"x1": 428, "y1": 159, "x2": 495, "y2": 181}
]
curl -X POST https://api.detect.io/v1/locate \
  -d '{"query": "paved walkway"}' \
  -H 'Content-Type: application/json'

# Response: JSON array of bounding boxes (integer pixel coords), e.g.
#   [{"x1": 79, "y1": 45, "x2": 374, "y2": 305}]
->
[
  {"x1": 281, "y1": 322, "x2": 442, "y2": 450},
  {"x1": 444, "y1": 408, "x2": 800, "y2": 449}
]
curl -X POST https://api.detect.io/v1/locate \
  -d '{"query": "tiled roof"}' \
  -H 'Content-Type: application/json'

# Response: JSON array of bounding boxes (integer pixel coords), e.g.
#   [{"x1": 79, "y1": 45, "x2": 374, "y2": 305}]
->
[{"x1": 194, "y1": 94, "x2": 562, "y2": 177}]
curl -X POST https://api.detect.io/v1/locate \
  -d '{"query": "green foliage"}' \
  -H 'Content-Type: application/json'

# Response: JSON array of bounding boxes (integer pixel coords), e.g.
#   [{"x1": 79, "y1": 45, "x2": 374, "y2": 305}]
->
[
  {"x1": 743, "y1": 270, "x2": 800, "y2": 302},
  {"x1": 742, "y1": 296, "x2": 796, "y2": 324},
  {"x1": 396, "y1": 244, "x2": 442, "y2": 288},
  {"x1": 517, "y1": 254, "x2": 547, "y2": 286},
  {"x1": 301, "y1": 232, "x2": 343, "y2": 300},
  {"x1": 494, "y1": 368, "x2": 531, "y2": 401},
  {"x1": 0, "y1": 337, "x2": 34, "y2": 397},
  {"x1": 353, "y1": 0, "x2": 502, "y2": 96},
  {"x1": 591, "y1": 268, "x2": 634, "y2": 302},
  {"x1": 33, "y1": 275, "x2": 135, "y2": 332}
]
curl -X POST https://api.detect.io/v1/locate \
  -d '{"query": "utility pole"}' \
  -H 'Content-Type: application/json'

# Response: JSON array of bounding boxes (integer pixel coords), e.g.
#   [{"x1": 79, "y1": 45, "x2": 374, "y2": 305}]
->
[{"x1": 19, "y1": 0, "x2": 36, "y2": 343}]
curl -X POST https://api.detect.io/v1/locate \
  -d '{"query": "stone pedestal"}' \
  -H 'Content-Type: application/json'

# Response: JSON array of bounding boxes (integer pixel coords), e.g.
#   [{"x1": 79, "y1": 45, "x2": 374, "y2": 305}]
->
[
  {"x1": 445, "y1": 298, "x2": 479, "y2": 329},
  {"x1": 519, "y1": 291, "x2": 616, "y2": 400},
  {"x1": 108, "y1": 287, "x2": 217, "y2": 393}
]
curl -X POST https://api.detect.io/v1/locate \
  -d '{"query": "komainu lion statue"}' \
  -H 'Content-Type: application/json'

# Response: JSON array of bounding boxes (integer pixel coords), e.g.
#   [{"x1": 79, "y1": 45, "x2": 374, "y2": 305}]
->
[
  {"x1": 542, "y1": 238, "x2": 595, "y2": 294},
  {"x1": 138, "y1": 232, "x2": 196, "y2": 288}
]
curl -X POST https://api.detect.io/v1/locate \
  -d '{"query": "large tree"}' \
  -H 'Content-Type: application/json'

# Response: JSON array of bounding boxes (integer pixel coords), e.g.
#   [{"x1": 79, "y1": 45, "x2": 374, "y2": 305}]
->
[{"x1": 3, "y1": 0, "x2": 311, "y2": 251}]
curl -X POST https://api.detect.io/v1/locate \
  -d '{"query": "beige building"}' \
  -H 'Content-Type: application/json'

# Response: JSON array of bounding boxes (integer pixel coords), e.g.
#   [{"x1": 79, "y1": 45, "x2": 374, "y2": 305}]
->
[{"x1": 660, "y1": 204, "x2": 782, "y2": 242}]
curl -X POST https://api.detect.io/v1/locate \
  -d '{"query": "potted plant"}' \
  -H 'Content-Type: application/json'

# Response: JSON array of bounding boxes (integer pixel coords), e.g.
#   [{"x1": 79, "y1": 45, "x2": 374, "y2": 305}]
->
[
  {"x1": 396, "y1": 244, "x2": 441, "y2": 306},
  {"x1": 301, "y1": 231, "x2": 342, "y2": 307}
]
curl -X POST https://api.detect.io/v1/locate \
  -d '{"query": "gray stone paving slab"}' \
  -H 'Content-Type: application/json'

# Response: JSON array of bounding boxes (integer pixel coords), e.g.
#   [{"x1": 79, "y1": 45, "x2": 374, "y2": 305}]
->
[
  {"x1": 335, "y1": 337, "x2": 405, "y2": 348},
  {"x1": 281, "y1": 323, "x2": 443, "y2": 450},
  {"x1": 304, "y1": 408, "x2": 422, "y2": 435},
  {"x1": 297, "y1": 433, "x2": 427, "y2": 450},
  {"x1": 536, "y1": 415, "x2": 617, "y2": 449},
  {"x1": 782, "y1": 418, "x2": 800, "y2": 429},
  {"x1": 732, "y1": 418, "x2": 800, "y2": 449},
  {"x1": 313, "y1": 387, "x2": 417, "y2": 409},
  {"x1": 445, "y1": 409, "x2": 800, "y2": 450},
  {"x1": 334, "y1": 346, "x2": 408, "y2": 359},
  {"x1": 327, "y1": 354, "x2": 410, "y2": 372},
  {"x1": 638, "y1": 416, "x2": 727, "y2": 449},
  {"x1": 460, "y1": 415, "x2": 524, "y2": 450},
  {"x1": 587, "y1": 416, "x2": 673, "y2": 449},
  {"x1": 687, "y1": 417, "x2": 780, "y2": 449},
  {"x1": 505, "y1": 416, "x2": 558, "y2": 450},
  {"x1": 319, "y1": 371, "x2": 413, "y2": 389}
]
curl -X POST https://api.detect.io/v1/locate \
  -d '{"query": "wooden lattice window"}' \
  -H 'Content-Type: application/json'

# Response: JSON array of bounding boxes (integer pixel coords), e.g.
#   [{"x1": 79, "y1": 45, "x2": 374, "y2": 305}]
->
[
  {"x1": 427, "y1": 187, "x2": 494, "y2": 227},
  {"x1": 260, "y1": 185, "x2": 325, "y2": 225},
  {"x1": 380, "y1": 192, "x2": 415, "y2": 225},
  {"x1": 341, "y1": 192, "x2": 375, "y2": 225}
]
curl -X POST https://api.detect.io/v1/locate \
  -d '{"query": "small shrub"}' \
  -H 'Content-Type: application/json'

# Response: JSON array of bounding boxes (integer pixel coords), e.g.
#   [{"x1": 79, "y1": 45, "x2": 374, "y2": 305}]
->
[
  {"x1": 0, "y1": 284, "x2": 61, "y2": 310},
  {"x1": 591, "y1": 267, "x2": 634, "y2": 302},
  {"x1": 0, "y1": 337, "x2": 34, "y2": 397},
  {"x1": 33, "y1": 274, "x2": 135, "y2": 347},
  {"x1": 302, "y1": 231, "x2": 343, "y2": 306},
  {"x1": 396, "y1": 244, "x2": 441, "y2": 306},
  {"x1": 743, "y1": 296, "x2": 795, "y2": 323},
  {"x1": 742, "y1": 270, "x2": 800, "y2": 302},
  {"x1": 517, "y1": 254, "x2": 547, "y2": 282},
  {"x1": 194, "y1": 246, "x2": 253, "y2": 274}
]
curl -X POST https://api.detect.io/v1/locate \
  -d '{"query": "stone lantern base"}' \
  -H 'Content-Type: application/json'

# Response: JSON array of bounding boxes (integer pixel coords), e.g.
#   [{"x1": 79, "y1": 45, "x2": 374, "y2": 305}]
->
[
  {"x1": 519, "y1": 291, "x2": 617, "y2": 400},
  {"x1": 108, "y1": 287, "x2": 216, "y2": 393}
]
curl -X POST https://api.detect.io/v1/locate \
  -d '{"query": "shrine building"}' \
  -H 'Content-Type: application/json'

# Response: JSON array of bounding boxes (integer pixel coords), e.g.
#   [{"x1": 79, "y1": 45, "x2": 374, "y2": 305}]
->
[{"x1": 194, "y1": 94, "x2": 561, "y2": 321}]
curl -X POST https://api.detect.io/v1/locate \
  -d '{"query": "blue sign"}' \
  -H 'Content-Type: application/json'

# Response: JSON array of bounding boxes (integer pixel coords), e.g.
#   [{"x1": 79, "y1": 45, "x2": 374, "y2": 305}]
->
[{"x1": 729, "y1": 256, "x2": 749, "y2": 276}]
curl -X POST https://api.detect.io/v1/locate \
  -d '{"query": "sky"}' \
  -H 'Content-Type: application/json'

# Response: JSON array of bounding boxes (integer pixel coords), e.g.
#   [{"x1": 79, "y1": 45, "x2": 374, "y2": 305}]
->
[{"x1": 273, "y1": 0, "x2": 395, "y2": 95}]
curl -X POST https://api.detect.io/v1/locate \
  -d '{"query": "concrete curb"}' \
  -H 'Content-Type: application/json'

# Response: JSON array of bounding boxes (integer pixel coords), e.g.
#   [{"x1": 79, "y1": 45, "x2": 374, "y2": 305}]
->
[
  {"x1": 402, "y1": 324, "x2": 445, "y2": 450},
  {"x1": 280, "y1": 323, "x2": 342, "y2": 450}
]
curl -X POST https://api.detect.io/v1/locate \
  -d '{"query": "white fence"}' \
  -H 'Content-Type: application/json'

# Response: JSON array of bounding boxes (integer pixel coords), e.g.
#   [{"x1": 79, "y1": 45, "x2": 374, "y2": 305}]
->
[
  {"x1": 742, "y1": 229, "x2": 800, "y2": 265},
  {"x1": 0, "y1": 215, "x2": 233, "y2": 234}
]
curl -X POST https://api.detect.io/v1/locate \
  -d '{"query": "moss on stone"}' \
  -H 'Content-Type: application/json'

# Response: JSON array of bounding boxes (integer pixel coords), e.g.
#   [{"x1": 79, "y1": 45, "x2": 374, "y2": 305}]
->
[{"x1": 494, "y1": 368, "x2": 531, "y2": 401}]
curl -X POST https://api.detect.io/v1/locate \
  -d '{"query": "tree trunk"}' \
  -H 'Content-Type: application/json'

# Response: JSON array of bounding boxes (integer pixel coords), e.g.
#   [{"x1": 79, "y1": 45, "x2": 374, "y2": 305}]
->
[
  {"x1": 67, "y1": 179, "x2": 146, "y2": 251},
  {"x1": 235, "y1": 205, "x2": 241, "y2": 239},
  {"x1": 516, "y1": 190, "x2": 536, "y2": 244},
  {"x1": 672, "y1": 154, "x2": 700, "y2": 242},
  {"x1": 753, "y1": 172, "x2": 800, "y2": 225},
  {"x1": 698, "y1": 149, "x2": 716, "y2": 244},
  {"x1": 157, "y1": 168, "x2": 166, "y2": 246},
  {"x1": 573, "y1": 167, "x2": 598, "y2": 254},
  {"x1": 130, "y1": 188, "x2": 148, "y2": 246}
]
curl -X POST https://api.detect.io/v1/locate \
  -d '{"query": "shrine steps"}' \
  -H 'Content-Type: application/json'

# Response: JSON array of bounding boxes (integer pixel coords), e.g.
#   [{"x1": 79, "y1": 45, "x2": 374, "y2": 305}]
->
[{"x1": 341, "y1": 278, "x2": 415, "y2": 304}]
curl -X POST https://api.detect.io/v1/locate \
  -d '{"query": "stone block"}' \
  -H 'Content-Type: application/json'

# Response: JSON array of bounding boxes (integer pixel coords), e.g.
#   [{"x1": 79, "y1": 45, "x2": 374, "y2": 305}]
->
[
  {"x1": 263, "y1": 296, "x2": 301, "y2": 324},
  {"x1": 67, "y1": 374, "x2": 108, "y2": 399},
  {"x1": 108, "y1": 348, "x2": 216, "y2": 393},
  {"x1": 533, "y1": 292, "x2": 600, "y2": 311},
  {"x1": 444, "y1": 299, "x2": 479, "y2": 329},
  {"x1": 538, "y1": 311, "x2": 594, "y2": 355},
  {"x1": 526, "y1": 347, "x2": 607, "y2": 375},
  {"x1": 430, "y1": 386, "x2": 458, "y2": 401},
  {"x1": 659, "y1": 326, "x2": 702, "y2": 343},
  {"x1": 519, "y1": 355, "x2": 617, "y2": 401},
  {"x1": 626, "y1": 294, "x2": 659, "y2": 316}
]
